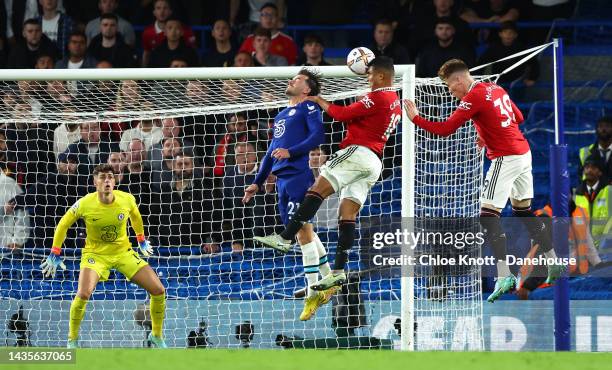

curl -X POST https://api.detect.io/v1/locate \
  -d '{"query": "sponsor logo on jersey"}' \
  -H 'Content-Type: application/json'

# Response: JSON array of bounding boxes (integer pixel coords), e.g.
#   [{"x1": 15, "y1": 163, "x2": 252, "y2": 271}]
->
[
  {"x1": 360, "y1": 95, "x2": 375, "y2": 109},
  {"x1": 70, "y1": 200, "x2": 80, "y2": 215},
  {"x1": 458, "y1": 101, "x2": 472, "y2": 110},
  {"x1": 274, "y1": 119, "x2": 286, "y2": 138},
  {"x1": 118, "y1": 213, "x2": 125, "y2": 221},
  {"x1": 288, "y1": 109, "x2": 296, "y2": 116}
]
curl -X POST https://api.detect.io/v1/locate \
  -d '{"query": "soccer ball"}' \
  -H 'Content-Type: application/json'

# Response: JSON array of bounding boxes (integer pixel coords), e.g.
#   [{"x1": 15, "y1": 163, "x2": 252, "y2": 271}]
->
[{"x1": 346, "y1": 47, "x2": 375, "y2": 75}]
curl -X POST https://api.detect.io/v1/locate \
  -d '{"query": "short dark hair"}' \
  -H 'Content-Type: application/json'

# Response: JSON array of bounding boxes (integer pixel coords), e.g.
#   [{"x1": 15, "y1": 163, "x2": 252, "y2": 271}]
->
[
  {"x1": 69, "y1": 30, "x2": 87, "y2": 41},
  {"x1": 298, "y1": 68, "x2": 321, "y2": 96},
  {"x1": 303, "y1": 34, "x2": 324, "y2": 47},
  {"x1": 374, "y1": 19, "x2": 394, "y2": 29},
  {"x1": 253, "y1": 26, "x2": 271, "y2": 39},
  {"x1": 435, "y1": 16, "x2": 455, "y2": 28},
  {"x1": 438, "y1": 58, "x2": 469, "y2": 81},
  {"x1": 499, "y1": 21, "x2": 518, "y2": 33},
  {"x1": 93, "y1": 163, "x2": 115, "y2": 176},
  {"x1": 23, "y1": 18, "x2": 41, "y2": 27},
  {"x1": 583, "y1": 156, "x2": 605, "y2": 173},
  {"x1": 368, "y1": 56, "x2": 395, "y2": 76},
  {"x1": 100, "y1": 13, "x2": 118, "y2": 22},
  {"x1": 260, "y1": 2, "x2": 278, "y2": 12},
  {"x1": 597, "y1": 116, "x2": 612, "y2": 126},
  {"x1": 165, "y1": 16, "x2": 182, "y2": 25}
]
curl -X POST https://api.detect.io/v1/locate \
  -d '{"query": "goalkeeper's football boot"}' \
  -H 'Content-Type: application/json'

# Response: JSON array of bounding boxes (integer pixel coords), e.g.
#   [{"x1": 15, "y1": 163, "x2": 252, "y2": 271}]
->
[
  {"x1": 300, "y1": 292, "x2": 326, "y2": 321},
  {"x1": 66, "y1": 339, "x2": 79, "y2": 349},
  {"x1": 320, "y1": 285, "x2": 341, "y2": 304},
  {"x1": 253, "y1": 234, "x2": 292, "y2": 253},
  {"x1": 544, "y1": 264, "x2": 567, "y2": 285},
  {"x1": 487, "y1": 275, "x2": 517, "y2": 303},
  {"x1": 148, "y1": 333, "x2": 168, "y2": 349},
  {"x1": 310, "y1": 272, "x2": 347, "y2": 291}
]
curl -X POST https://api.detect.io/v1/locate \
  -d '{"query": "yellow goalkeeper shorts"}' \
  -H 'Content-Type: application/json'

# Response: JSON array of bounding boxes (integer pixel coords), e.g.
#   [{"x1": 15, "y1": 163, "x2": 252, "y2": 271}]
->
[{"x1": 80, "y1": 248, "x2": 148, "y2": 282}]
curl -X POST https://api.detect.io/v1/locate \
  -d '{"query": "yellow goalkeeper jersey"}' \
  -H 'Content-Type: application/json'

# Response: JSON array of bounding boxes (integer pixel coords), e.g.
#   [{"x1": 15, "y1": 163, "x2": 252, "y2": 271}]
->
[{"x1": 52, "y1": 190, "x2": 144, "y2": 255}]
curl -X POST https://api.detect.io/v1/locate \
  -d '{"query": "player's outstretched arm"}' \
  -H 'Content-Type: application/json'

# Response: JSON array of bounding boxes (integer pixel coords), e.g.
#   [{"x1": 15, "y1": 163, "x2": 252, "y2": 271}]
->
[
  {"x1": 403, "y1": 98, "x2": 474, "y2": 137},
  {"x1": 307, "y1": 95, "x2": 377, "y2": 122},
  {"x1": 41, "y1": 209, "x2": 78, "y2": 278}
]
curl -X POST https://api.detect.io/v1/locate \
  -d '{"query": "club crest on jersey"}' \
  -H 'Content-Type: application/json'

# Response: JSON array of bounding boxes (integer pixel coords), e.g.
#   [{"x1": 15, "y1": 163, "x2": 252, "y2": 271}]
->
[
  {"x1": 288, "y1": 109, "x2": 296, "y2": 116},
  {"x1": 360, "y1": 95, "x2": 375, "y2": 109},
  {"x1": 458, "y1": 101, "x2": 472, "y2": 110},
  {"x1": 88, "y1": 258, "x2": 95, "y2": 264},
  {"x1": 118, "y1": 213, "x2": 125, "y2": 221},
  {"x1": 274, "y1": 119, "x2": 286, "y2": 138}
]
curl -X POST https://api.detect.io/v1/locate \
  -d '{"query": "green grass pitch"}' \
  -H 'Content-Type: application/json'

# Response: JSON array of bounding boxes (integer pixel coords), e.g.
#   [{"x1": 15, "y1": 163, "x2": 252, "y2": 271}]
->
[{"x1": 3, "y1": 349, "x2": 612, "y2": 370}]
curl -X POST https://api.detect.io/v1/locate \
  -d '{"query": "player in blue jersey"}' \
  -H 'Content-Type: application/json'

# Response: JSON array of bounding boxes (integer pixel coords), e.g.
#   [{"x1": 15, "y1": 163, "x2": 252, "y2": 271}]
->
[{"x1": 242, "y1": 68, "x2": 337, "y2": 321}]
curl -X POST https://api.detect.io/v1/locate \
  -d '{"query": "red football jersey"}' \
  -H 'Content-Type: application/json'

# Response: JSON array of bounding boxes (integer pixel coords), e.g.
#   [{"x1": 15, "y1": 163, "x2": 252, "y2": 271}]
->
[
  {"x1": 239, "y1": 31, "x2": 298, "y2": 65},
  {"x1": 412, "y1": 82, "x2": 529, "y2": 159},
  {"x1": 327, "y1": 88, "x2": 402, "y2": 157},
  {"x1": 142, "y1": 24, "x2": 196, "y2": 52}
]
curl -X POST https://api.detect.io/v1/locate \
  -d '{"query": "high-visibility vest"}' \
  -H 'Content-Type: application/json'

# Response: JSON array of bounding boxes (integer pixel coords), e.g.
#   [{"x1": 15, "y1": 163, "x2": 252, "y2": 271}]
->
[
  {"x1": 578, "y1": 144, "x2": 595, "y2": 180},
  {"x1": 575, "y1": 185, "x2": 611, "y2": 248},
  {"x1": 532, "y1": 205, "x2": 591, "y2": 275}
]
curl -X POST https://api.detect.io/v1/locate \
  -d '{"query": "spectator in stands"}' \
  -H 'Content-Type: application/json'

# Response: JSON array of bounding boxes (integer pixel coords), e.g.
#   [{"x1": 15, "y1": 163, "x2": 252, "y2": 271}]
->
[
  {"x1": 141, "y1": 0, "x2": 196, "y2": 67},
  {"x1": 0, "y1": 170, "x2": 30, "y2": 251},
  {"x1": 478, "y1": 21, "x2": 539, "y2": 85},
  {"x1": 122, "y1": 139, "x2": 153, "y2": 220},
  {"x1": 204, "y1": 19, "x2": 237, "y2": 67},
  {"x1": 575, "y1": 157, "x2": 611, "y2": 249},
  {"x1": 222, "y1": 141, "x2": 264, "y2": 248},
  {"x1": 124, "y1": 138, "x2": 149, "y2": 173},
  {"x1": 87, "y1": 13, "x2": 138, "y2": 68},
  {"x1": 460, "y1": 0, "x2": 521, "y2": 23},
  {"x1": 233, "y1": 51, "x2": 254, "y2": 67},
  {"x1": 108, "y1": 80, "x2": 145, "y2": 140},
  {"x1": 149, "y1": 118, "x2": 192, "y2": 165},
  {"x1": 251, "y1": 27, "x2": 288, "y2": 67},
  {"x1": 149, "y1": 17, "x2": 199, "y2": 68},
  {"x1": 6, "y1": 19, "x2": 58, "y2": 68},
  {"x1": 107, "y1": 151, "x2": 126, "y2": 177},
  {"x1": 297, "y1": 34, "x2": 331, "y2": 66},
  {"x1": 85, "y1": 0, "x2": 136, "y2": 47},
  {"x1": 53, "y1": 121, "x2": 80, "y2": 162},
  {"x1": 36, "y1": 0, "x2": 74, "y2": 59},
  {"x1": 213, "y1": 112, "x2": 266, "y2": 177},
  {"x1": 45, "y1": 80, "x2": 71, "y2": 106},
  {"x1": 309, "y1": 146, "x2": 340, "y2": 229},
  {"x1": 150, "y1": 137, "x2": 182, "y2": 190},
  {"x1": 239, "y1": 3, "x2": 297, "y2": 65},
  {"x1": 169, "y1": 58, "x2": 188, "y2": 67},
  {"x1": 578, "y1": 117, "x2": 612, "y2": 183},
  {"x1": 416, "y1": 17, "x2": 476, "y2": 77},
  {"x1": 528, "y1": 0, "x2": 575, "y2": 21},
  {"x1": 370, "y1": 19, "x2": 411, "y2": 64},
  {"x1": 35, "y1": 53, "x2": 55, "y2": 68},
  {"x1": 232, "y1": 0, "x2": 286, "y2": 30},
  {"x1": 120, "y1": 117, "x2": 164, "y2": 152},
  {"x1": 55, "y1": 31, "x2": 97, "y2": 69},
  {"x1": 152, "y1": 152, "x2": 213, "y2": 247},
  {"x1": 58, "y1": 121, "x2": 116, "y2": 185},
  {"x1": 410, "y1": 0, "x2": 473, "y2": 57}
]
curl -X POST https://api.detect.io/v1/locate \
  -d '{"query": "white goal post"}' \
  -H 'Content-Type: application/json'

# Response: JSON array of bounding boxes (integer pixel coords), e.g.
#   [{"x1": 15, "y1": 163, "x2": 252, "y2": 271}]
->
[{"x1": 0, "y1": 64, "x2": 487, "y2": 350}]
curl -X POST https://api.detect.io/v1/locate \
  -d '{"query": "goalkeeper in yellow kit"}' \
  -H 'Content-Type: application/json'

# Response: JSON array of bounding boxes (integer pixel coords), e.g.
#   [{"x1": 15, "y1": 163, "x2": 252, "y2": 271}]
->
[{"x1": 41, "y1": 164, "x2": 167, "y2": 349}]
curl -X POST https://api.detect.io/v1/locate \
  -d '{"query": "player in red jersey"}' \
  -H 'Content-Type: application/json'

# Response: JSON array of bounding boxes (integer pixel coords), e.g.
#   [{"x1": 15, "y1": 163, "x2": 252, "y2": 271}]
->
[
  {"x1": 255, "y1": 57, "x2": 401, "y2": 290},
  {"x1": 403, "y1": 59, "x2": 565, "y2": 302}
]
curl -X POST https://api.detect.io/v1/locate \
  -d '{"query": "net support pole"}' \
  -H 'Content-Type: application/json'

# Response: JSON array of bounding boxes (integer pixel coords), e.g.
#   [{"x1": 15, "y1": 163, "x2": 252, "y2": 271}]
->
[
  {"x1": 551, "y1": 37, "x2": 571, "y2": 351},
  {"x1": 400, "y1": 65, "x2": 416, "y2": 351}
]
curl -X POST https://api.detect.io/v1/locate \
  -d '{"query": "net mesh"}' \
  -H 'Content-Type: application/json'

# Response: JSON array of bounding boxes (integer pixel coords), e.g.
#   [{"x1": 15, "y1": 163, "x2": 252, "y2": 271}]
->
[{"x1": 0, "y1": 68, "x2": 491, "y2": 349}]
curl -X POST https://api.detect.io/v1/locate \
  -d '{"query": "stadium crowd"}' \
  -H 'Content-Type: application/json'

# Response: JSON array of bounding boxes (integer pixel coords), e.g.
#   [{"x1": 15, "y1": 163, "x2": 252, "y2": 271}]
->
[{"x1": 1, "y1": 0, "x2": 609, "y2": 262}]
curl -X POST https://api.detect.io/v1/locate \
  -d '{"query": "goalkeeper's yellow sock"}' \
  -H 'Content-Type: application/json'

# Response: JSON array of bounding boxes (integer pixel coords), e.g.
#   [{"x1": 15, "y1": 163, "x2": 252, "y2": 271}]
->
[
  {"x1": 68, "y1": 297, "x2": 88, "y2": 341},
  {"x1": 150, "y1": 293, "x2": 166, "y2": 338}
]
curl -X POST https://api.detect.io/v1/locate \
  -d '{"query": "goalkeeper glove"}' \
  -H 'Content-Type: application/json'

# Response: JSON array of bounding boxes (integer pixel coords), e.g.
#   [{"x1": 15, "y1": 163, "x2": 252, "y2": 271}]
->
[
  {"x1": 137, "y1": 234, "x2": 154, "y2": 257},
  {"x1": 40, "y1": 247, "x2": 67, "y2": 278}
]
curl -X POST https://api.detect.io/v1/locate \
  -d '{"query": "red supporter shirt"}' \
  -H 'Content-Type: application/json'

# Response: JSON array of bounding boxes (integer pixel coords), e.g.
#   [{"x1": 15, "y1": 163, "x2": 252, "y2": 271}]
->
[
  {"x1": 412, "y1": 82, "x2": 529, "y2": 159},
  {"x1": 327, "y1": 88, "x2": 402, "y2": 157},
  {"x1": 142, "y1": 24, "x2": 196, "y2": 52},
  {"x1": 239, "y1": 31, "x2": 297, "y2": 65}
]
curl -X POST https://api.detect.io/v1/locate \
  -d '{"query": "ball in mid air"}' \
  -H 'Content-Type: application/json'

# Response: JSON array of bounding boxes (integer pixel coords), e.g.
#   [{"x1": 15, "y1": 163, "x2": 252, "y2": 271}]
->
[{"x1": 347, "y1": 47, "x2": 375, "y2": 75}]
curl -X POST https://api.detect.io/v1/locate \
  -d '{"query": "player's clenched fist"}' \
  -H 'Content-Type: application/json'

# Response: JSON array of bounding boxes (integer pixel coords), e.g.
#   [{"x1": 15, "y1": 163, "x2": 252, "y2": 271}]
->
[{"x1": 242, "y1": 184, "x2": 259, "y2": 204}]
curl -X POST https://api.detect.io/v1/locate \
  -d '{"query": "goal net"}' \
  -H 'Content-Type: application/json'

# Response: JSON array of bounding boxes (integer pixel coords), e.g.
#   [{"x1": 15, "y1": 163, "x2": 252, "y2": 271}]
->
[{"x1": 0, "y1": 66, "x2": 489, "y2": 349}]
